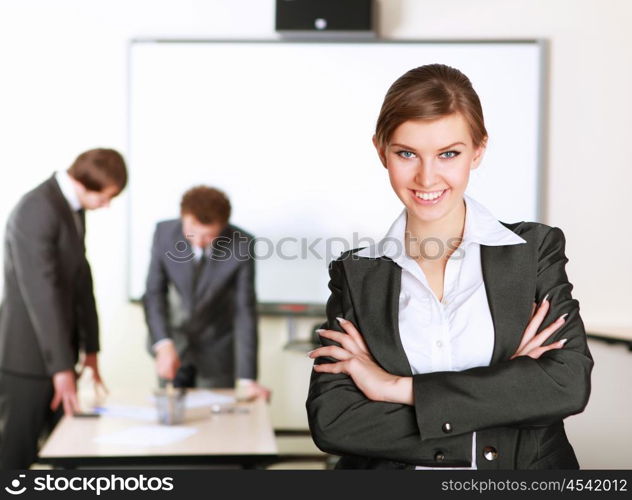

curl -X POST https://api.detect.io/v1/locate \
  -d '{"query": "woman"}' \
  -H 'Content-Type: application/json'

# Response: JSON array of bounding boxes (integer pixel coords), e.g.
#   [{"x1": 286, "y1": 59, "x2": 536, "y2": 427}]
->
[{"x1": 305, "y1": 64, "x2": 593, "y2": 470}]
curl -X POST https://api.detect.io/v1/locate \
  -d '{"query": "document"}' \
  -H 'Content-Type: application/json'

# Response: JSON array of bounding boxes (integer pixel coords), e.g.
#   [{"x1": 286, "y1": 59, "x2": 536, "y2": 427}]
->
[
  {"x1": 94, "y1": 425, "x2": 197, "y2": 447},
  {"x1": 184, "y1": 390, "x2": 235, "y2": 408},
  {"x1": 148, "y1": 390, "x2": 235, "y2": 409},
  {"x1": 94, "y1": 404, "x2": 156, "y2": 421}
]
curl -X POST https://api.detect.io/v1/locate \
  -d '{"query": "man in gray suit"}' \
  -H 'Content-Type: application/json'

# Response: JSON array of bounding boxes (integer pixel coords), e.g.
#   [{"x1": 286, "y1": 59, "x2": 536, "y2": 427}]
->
[
  {"x1": 0, "y1": 148, "x2": 127, "y2": 469},
  {"x1": 144, "y1": 186, "x2": 269, "y2": 400}
]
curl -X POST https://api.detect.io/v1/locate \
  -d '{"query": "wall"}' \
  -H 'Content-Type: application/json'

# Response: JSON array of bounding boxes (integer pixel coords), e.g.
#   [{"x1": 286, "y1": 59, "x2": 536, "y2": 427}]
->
[
  {"x1": 379, "y1": 0, "x2": 632, "y2": 330},
  {"x1": 0, "y1": 0, "x2": 630, "y2": 466}
]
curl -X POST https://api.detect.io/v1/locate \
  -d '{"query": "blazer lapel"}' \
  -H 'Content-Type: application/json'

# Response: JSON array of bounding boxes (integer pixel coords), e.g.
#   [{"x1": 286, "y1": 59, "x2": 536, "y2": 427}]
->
[
  {"x1": 193, "y1": 243, "x2": 238, "y2": 306},
  {"x1": 480, "y1": 243, "x2": 536, "y2": 365},
  {"x1": 345, "y1": 239, "x2": 536, "y2": 375},
  {"x1": 344, "y1": 257, "x2": 413, "y2": 377},
  {"x1": 163, "y1": 223, "x2": 195, "y2": 304}
]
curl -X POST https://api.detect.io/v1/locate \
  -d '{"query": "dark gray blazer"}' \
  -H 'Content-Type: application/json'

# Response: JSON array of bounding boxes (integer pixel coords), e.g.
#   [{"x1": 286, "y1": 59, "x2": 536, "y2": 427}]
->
[
  {"x1": 0, "y1": 175, "x2": 99, "y2": 377},
  {"x1": 143, "y1": 219, "x2": 258, "y2": 387},
  {"x1": 306, "y1": 222, "x2": 593, "y2": 470}
]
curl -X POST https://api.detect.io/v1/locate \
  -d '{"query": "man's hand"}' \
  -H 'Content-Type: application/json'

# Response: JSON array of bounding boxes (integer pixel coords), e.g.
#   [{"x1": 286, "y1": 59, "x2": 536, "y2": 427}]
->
[
  {"x1": 80, "y1": 352, "x2": 109, "y2": 403},
  {"x1": 155, "y1": 341, "x2": 181, "y2": 381},
  {"x1": 236, "y1": 380, "x2": 272, "y2": 402},
  {"x1": 51, "y1": 370, "x2": 80, "y2": 416}
]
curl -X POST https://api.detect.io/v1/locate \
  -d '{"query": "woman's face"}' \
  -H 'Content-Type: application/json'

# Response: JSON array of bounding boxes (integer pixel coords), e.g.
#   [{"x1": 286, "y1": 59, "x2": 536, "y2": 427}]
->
[{"x1": 375, "y1": 113, "x2": 486, "y2": 226}]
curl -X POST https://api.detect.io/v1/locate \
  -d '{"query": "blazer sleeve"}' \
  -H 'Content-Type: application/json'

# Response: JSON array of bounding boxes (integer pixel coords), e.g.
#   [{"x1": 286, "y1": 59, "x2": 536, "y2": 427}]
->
[
  {"x1": 411, "y1": 226, "x2": 594, "y2": 439},
  {"x1": 76, "y1": 258, "x2": 100, "y2": 353},
  {"x1": 306, "y1": 255, "x2": 474, "y2": 465},
  {"x1": 8, "y1": 203, "x2": 76, "y2": 375},
  {"x1": 307, "y1": 227, "x2": 593, "y2": 461},
  {"x1": 143, "y1": 225, "x2": 171, "y2": 344},
  {"x1": 233, "y1": 254, "x2": 258, "y2": 380}
]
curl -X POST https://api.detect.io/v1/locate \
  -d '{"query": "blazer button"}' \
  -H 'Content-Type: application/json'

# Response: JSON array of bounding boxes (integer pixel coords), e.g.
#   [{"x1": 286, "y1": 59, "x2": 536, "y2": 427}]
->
[
  {"x1": 434, "y1": 451, "x2": 446, "y2": 462},
  {"x1": 483, "y1": 446, "x2": 499, "y2": 461},
  {"x1": 442, "y1": 422, "x2": 453, "y2": 433}
]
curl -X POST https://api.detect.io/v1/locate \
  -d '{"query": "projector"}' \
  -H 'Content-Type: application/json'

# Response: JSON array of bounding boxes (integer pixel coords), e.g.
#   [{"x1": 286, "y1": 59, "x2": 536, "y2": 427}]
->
[{"x1": 275, "y1": 0, "x2": 376, "y2": 38}]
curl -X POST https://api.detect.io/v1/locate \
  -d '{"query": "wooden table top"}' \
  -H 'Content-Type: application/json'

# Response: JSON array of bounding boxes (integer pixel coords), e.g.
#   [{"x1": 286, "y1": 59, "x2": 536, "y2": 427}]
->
[
  {"x1": 39, "y1": 388, "x2": 278, "y2": 465},
  {"x1": 586, "y1": 325, "x2": 632, "y2": 342}
]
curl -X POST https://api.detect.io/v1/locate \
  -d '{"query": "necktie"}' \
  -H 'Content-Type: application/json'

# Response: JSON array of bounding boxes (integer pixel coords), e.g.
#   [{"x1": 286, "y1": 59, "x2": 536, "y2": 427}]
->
[
  {"x1": 73, "y1": 209, "x2": 85, "y2": 242},
  {"x1": 192, "y1": 248, "x2": 207, "y2": 292}
]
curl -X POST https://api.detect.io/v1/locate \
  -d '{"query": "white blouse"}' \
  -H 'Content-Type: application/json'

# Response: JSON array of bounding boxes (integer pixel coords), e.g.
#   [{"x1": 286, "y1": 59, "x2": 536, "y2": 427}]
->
[{"x1": 356, "y1": 195, "x2": 526, "y2": 469}]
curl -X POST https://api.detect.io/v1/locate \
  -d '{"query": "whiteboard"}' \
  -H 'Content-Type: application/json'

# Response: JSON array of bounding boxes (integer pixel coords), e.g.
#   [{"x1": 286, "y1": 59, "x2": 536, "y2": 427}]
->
[{"x1": 128, "y1": 40, "x2": 544, "y2": 304}]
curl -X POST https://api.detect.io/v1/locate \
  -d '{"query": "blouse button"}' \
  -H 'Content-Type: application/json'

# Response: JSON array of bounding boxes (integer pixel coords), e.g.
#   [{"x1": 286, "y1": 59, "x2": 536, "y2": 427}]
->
[{"x1": 436, "y1": 340, "x2": 443, "y2": 348}]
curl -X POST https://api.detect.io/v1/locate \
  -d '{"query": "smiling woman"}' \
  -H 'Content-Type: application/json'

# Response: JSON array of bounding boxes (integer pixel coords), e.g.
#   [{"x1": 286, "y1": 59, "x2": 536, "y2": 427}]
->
[{"x1": 305, "y1": 64, "x2": 593, "y2": 470}]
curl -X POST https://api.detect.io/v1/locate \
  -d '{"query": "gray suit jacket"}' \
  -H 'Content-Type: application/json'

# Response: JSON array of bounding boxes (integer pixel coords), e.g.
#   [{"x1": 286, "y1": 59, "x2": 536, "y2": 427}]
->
[
  {"x1": 143, "y1": 220, "x2": 258, "y2": 387},
  {"x1": 0, "y1": 175, "x2": 99, "y2": 377},
  {"x1": 306, "y1": 222, "x2": 593, "y2": 469}
]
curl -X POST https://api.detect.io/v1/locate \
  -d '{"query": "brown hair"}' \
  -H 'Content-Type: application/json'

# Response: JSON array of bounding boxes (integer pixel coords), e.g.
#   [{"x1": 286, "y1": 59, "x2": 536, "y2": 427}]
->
[
  {"x1": 67, "y1": 148, "x2": 128, "y2": 194},
  {"x1": 180, "y1": 186, "x2": 231, "y2": 225},
  {"x1": 375, "y1": 64, "x2": 488, "y2": 149}
]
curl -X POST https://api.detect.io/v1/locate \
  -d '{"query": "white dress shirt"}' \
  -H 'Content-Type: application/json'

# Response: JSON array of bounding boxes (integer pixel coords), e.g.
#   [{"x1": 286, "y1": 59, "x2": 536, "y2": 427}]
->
[
  {"x1": 55, "y1": 170, "x2": 85, "y2": 240},
  {"x1": 55, "y1": 170, "x2": 82, "y2": 211},
  {"x1": 356, "y1": 194, "x2": 526, "y2": 469},
  {"x1": 191, "y1": 245, "x2": 207, "y2": 262}
]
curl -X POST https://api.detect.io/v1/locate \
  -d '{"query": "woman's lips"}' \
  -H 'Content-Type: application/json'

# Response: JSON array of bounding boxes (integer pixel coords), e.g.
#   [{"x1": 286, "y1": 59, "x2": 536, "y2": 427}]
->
[{"x1": 410, "y1": 188, "x2": 449, "y2": 205}]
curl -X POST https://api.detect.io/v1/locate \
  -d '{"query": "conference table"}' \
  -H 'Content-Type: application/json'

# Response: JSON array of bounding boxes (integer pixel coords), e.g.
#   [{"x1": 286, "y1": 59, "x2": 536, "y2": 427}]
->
[
  {"x1": 586, "y1": 325, "x2": 632, "y2": 349},
  {"x1": 38, "y1": 388, "x2": 278, "y2": 469}
]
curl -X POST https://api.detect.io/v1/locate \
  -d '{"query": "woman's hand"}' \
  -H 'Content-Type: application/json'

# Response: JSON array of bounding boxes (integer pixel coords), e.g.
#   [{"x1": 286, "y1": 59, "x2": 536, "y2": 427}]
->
[
  {"x1": 510, "y1": 294, "x2": 568, "y2": 360},
  {"x1": 308, "y1": 317, "x2": 413, "y2": 405}
]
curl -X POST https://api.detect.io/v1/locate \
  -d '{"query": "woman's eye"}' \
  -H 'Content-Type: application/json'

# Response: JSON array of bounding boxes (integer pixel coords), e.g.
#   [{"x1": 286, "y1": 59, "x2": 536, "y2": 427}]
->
[
  {"x1": 396, "y1": 150, "x2": 416, "y2": 159},
  {"x1": 439, "y1": 150, "x2": 461, "y2": 159}
]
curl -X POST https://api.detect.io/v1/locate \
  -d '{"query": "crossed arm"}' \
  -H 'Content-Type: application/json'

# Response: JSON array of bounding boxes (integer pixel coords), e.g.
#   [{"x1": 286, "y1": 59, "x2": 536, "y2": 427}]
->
[{"x1": 306, "y1": 227, "x2": 593, "y2": 463}]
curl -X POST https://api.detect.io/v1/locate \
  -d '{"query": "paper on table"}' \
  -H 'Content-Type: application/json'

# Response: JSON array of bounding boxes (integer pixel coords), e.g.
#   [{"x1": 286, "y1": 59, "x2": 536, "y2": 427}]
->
[
  {"x1": 148, "y1": 390, "x2": 235, "y2": 409},
  {"x1": 95, "y1": 391, "x2": 235, "y2": 422},
  {"x1": 184, "y1": 391, "x2": 235, "y2": 408},
  {"x1": 94, "y1": 404, "x2": 156, "y2": 422},
  {"x1": 93, "y1": 425, "x2": 197, "y2": 447}
]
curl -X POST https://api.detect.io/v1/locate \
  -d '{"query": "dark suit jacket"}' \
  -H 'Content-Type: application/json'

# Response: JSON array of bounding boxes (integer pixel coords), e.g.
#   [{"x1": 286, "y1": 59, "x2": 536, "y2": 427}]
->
[
  {"x1": 306, "y1": 222, "x2": 593, "y2": 470},
  {"x1": 0, "y1": 175, "x2": 99, "y2": 377},
  {"x1": 143, "y1": 220, "x2": 258, "y2": 387}
]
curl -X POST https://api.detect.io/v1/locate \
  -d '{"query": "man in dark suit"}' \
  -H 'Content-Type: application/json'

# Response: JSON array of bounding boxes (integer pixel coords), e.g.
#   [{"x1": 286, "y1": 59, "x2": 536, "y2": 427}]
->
[
  {"x1": 0, "y1": 148, "x2": 127, "y2": 469},
  {"x1": 143, "y1": 186, "x2": 269, "y2": 400}
]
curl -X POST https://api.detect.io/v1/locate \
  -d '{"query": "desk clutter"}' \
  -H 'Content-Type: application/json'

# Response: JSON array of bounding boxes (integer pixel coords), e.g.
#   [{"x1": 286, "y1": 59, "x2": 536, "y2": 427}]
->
[{"x1": 38, "y1": 389, "x2": 278, "y2": 468}]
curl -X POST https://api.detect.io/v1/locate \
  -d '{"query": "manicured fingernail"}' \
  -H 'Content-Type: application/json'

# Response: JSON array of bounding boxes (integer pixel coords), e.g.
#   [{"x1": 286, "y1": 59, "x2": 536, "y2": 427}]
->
[
  {"x1": 542, "y1": 293, "x2": 549, "y2": 304},
  {"x1": 306, "y1": 350, "x2": 315, "y2": 357},
  {"x1": 336, "y1": 317, "x2": 346, "y2": 324},
  {"x1": 560, "y1": 338, "x2": 568, "y2": 345},
  {"x1": 559, "y1": 313, "x2": 568, "y2": 321},
  {"x1": 315, "y1": 329, "x2": 325, "y2": 333}
]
